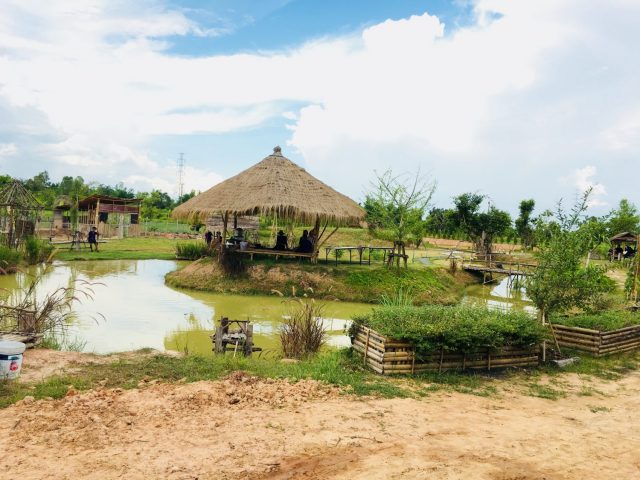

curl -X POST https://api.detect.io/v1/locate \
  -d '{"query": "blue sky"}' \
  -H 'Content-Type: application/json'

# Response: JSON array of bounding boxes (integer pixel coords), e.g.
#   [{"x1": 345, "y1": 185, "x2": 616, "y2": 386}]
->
[
  {"x1": 164, "y1": 0, "x2": 473, "y2": 56},
  {"x1": 0, "y1": 0, "x2": 638, "y2": 214}
]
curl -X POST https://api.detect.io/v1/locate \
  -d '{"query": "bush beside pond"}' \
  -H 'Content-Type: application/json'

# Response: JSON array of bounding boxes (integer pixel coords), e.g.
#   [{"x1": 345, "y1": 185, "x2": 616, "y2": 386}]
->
[
  {"x1": 551, "y1": 310, "x2": 640, "y2": 332},
  {"x1": 351, "y1": 305, "x2": 545, "y2": 356}
]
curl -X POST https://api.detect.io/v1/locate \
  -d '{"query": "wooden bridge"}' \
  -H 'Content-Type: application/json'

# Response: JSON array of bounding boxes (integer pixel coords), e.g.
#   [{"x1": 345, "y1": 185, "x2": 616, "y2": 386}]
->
[{"x1": 462, "y1": 255, "x2": 536, "y2": 283}]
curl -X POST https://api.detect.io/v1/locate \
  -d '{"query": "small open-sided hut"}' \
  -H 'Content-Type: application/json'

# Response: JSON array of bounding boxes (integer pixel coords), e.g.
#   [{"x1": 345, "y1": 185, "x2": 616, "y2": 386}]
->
[
  {"x1": 172, "y1": 146, "x2": 365, "y2": 257},
  {"x1": 0, "y1": 181, "x2": 43, "y2": 248},
  {"x1": 52, "y1": 195, "x2": 141, "y2": 238},
  {"x1": 610, "y1": 232, "x2": 638, "y2": 244}
]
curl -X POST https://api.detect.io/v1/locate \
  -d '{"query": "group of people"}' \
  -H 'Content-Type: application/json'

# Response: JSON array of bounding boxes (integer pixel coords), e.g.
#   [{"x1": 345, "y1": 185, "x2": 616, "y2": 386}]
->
[
  {"x1": 204, "y1": 230, "x2": 223, "y2": 249},
  {"x1": 275, "y1": 228, "x2": 317, "y2": 253},
  {"x1": 611, "y1": 243, "x2": 636, "y2": 260},
  {"x1": 204, "y1": 227, "x2": 317, "y2": 254}
]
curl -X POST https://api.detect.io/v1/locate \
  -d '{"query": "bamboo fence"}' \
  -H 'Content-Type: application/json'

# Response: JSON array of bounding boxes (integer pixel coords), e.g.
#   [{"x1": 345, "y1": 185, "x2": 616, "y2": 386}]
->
[
  {"x1": 352, "y1": 325, "x2": 540, "y2": 375},
  {"x1": 551, "y1": 323, "x2": 640, "y2": 356}
]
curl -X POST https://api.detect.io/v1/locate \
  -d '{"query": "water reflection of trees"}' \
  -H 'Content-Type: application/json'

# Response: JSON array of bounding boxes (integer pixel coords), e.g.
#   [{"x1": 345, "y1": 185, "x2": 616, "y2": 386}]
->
[{"x1": 66, "y1": 259, "x2": 138, "y2": 280}]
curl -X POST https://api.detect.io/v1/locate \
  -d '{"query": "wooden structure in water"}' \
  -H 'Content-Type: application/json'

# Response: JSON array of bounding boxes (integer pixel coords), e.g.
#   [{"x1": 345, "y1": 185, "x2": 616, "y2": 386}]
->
[
  {"x1": 462, "y1": 254, "x2": 536, "y2": 284},
  {"x1": 0, "y1": 305, "x2": 43, "y2": 348},
  {"x1": 352, "y1": 325, "x2": 540, "y2": 375},
  {"x1": 551, "y1": 323, "x2": 640, "y2": 357},
  {"x1": 212, "y1": 317, "x2": 261, "y2": 357}
]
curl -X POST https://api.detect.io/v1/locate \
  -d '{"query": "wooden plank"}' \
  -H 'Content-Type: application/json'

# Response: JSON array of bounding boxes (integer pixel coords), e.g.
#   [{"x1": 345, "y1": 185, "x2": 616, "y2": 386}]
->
[{"x1": 550, "y1": 324, "x2": 601, "y2": 335}]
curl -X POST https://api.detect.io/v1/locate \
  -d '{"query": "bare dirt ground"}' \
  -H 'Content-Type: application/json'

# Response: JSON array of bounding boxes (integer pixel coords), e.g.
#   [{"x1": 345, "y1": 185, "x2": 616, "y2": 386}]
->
[{"x1": 1, "y1": 351, "x2": 639, "y2": 480}]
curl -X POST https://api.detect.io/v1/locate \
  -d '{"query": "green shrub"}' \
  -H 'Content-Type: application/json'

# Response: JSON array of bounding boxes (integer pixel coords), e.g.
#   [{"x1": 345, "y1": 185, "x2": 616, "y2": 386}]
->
[
  {"x1": 551, "y1": 310, "x2": 640, "y2": 331},
  {"x1": 0, "y1": 245, "x2": 22, "y2": 272},
  {"x1": 351, "y1": 305, "x2": 545, "y2": 356},
  {"x1": 175, "y1": 241, "x2": 209, "y2": 260},
  {"x1": 23, "y1": 236, "x2": 54, "y2": 264}
]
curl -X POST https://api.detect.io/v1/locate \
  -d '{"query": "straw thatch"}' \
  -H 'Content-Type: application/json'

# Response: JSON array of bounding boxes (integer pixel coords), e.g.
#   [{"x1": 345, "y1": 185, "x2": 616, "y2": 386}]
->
[
  {"x1": 611, "y1": 232, "x2": 638, "y2": 243},
  {"x1": 172, "y1": 147, "x2": 364, "y2": 225}
]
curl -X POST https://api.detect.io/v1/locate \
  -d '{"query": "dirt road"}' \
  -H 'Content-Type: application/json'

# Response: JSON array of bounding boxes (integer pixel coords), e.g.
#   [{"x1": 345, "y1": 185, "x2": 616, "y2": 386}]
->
[{"x1": 1, "y1": 357, "x2": 639, "y2": 479}]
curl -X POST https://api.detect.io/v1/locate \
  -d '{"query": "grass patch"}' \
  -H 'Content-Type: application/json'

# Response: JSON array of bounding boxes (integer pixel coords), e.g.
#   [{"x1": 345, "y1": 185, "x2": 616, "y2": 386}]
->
[
  {"x1": 527, "y1": 383, "x2": 566, "y2": 400},
  {"x1": 589, "y1": 405, "x2": 611, "y2": 413},
  {"x1": 166, "y1": 258, "x2": 473, "y2": 305},
  {"x1": 54, "y1": 237, "x2": 177, "y2": 261},
  {"x1": 542, "y1": 350, "x2": 640, "y2": 380}
]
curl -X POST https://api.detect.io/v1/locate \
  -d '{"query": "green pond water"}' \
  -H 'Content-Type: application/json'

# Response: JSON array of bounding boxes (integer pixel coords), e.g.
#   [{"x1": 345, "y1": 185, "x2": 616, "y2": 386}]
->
[
  {"x1": 0, "y1": 260, "x2": 535, "y2": 355},
  {"x1": 0, "y1": 260, "x2": 374, "y2": 355},
  {"x1": 461, "y1": 277, "x2": 536, "y2": 315}
]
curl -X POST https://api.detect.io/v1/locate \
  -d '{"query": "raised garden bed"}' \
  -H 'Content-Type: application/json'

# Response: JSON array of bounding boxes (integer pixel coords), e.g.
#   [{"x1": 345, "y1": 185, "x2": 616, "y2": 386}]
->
[
  {"x1": 551, "y1": 323, "x2": 640, "y2": 356},
  {"x1": 352, "y1": 325, "x2": 540, "y2": 375}
]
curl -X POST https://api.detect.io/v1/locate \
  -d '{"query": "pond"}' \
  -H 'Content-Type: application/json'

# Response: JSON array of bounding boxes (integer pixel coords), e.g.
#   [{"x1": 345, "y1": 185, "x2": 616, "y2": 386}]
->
[
  {"x1": 0, "y1": 260, "x2": 374, "y2": 356},
  {"x1": 461, "y1": 276, "x2": 536, "y2": 315}
]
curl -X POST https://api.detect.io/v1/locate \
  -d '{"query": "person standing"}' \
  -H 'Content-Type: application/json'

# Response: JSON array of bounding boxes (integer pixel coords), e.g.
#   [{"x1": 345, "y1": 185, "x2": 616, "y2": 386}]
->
[
  {"x1": 88, "y1": 227, "x2": 99, "y2": 252},
  {"x1": 205, "y1": 230, "x2": 213, "y2": 247}
]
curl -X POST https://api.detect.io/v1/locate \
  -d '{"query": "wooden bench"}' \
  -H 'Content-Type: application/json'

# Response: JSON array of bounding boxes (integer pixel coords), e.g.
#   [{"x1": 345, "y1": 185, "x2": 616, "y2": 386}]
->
[{"x1": 235, "y1": 248, "x2": 314, "y2": 261}]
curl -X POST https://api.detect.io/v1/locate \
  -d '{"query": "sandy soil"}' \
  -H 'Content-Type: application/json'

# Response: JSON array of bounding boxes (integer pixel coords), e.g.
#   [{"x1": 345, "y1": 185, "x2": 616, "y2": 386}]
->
[
  {"x1": 2, "y1": 353, "x2": 639, "y2": 479},
  {"x1": 17, "y1": 349, "x2": 182, "y2": 383}
]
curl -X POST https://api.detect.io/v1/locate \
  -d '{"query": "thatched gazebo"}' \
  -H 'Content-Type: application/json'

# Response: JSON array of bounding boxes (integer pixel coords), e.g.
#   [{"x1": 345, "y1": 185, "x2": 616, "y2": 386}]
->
[
  {"x1": 172, "y1": 146, "x2": 364, "y2": 257},
  {"x1": 0, "y1": 181, "x2": 43, "y2": 248}
]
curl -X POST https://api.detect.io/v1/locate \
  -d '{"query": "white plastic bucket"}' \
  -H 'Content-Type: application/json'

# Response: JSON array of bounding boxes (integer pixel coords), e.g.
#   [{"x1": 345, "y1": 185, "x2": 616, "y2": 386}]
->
[{"x1": 0, "y1": 341, "x2": 26, "y2": 380}]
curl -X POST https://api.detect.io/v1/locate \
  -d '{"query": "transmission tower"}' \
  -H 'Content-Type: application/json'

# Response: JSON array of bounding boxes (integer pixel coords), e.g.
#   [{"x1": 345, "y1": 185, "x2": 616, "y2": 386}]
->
[{"x1": 177, "y1": 153, "x2": 185, "y2": 199}]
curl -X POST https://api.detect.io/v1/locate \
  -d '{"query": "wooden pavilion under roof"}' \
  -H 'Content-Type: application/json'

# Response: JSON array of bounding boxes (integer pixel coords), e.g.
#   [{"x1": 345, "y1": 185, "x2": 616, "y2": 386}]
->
[{"x1": 172, "y1": 146, "x2": 365, "y2": 260}]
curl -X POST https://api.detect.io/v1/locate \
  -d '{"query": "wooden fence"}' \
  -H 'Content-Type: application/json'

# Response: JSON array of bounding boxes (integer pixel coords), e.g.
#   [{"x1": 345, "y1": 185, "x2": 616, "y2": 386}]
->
[
  {"x1": 352, "y1": 325, "x2": 540, "y2": 375},
  {"x1": 551, "y1": 323, "x2": 640, "y2": 356}
]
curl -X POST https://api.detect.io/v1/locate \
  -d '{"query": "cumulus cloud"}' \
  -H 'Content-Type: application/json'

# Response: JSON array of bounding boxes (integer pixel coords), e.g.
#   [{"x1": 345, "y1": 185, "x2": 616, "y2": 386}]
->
[
  {"x1": 0, "y1": 0, "x2": 638, "y2": 208},
  {"x1": 565, "y1": 166, "x2": 607, "y2": 208}
]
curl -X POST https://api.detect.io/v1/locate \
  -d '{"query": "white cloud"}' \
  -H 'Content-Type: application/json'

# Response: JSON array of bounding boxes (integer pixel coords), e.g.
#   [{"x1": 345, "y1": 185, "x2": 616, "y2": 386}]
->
[
  {"x1": 124, "y1": 163, "x2": 223, "y2": 196},
  {"x1": 0, "y1": 143, "x2": 17, "y2": 157},
  {"x1": 565, "y1": 166, "x2": 607, "y2": 208},
  {"x1": 0, "y1": 0, "x2": 638, "y2": 209}
]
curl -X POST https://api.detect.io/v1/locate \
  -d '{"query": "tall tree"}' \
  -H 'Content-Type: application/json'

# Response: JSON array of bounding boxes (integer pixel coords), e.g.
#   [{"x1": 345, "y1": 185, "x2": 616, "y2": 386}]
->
[
  {"x1": 364, "y1": 169, "x2": 436, "y2": 245},
  {"x1": 526, "y1": 189, "x2": 614, "y2": 321},
  {"x1": 607, "y1": 199, "x2": 640, "y2": 236},
  {"x1": 452, "y1": 193, "x2": 512, "y2": 255},
  {"x1": 515, "y1": 199, "x2": 535, "y2": 248}
]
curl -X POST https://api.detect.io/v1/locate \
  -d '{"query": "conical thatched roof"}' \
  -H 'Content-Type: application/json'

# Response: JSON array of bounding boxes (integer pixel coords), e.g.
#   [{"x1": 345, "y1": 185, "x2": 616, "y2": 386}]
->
[
  {"x1": 0, "y1": 180, "x2": 42, "y2": 210},
  {"x1": 172, "y1": 147, "x2": 364, "y2": 225}
]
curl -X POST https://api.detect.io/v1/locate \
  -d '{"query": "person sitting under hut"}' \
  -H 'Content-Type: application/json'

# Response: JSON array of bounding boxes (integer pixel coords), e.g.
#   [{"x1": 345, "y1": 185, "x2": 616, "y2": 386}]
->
[
  {"x1": 274, "y1": 230, "x2": 288, "y2": 250},
  {"x1": 624, "y1": 245, "x2": 636, "y2": 258},
  {"x1": 614, "y1": 244, "x2": 624, "y2": 260},
  {"x1": 204, "y1": 230, "x2": 213, "y2": 246},
  {"x1": 296, "y1": 229, "x2": 313, "y2": 253}
]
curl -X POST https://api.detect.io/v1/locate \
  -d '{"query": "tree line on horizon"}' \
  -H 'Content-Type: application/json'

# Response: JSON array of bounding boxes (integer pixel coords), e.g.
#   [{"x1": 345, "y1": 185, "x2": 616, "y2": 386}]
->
[
  {"x1": 0, "y1": 171, "x2": 196, "y2": 221},
  {"x1": 363, "y1": 169, "x2": 640, "y2": 253}
]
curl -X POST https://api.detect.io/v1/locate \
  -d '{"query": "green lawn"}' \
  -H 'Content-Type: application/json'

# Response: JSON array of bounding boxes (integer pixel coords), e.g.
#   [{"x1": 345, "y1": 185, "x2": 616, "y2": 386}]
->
[{"x1": 53, "y1": 237, "x2": 180, "y2": 261}]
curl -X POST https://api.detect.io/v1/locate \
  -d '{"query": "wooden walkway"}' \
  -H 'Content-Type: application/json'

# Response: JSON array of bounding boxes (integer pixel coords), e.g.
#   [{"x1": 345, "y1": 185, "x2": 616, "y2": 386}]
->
[{"x1": 462, "y1": 263, "x2": 533, "y2": 277}]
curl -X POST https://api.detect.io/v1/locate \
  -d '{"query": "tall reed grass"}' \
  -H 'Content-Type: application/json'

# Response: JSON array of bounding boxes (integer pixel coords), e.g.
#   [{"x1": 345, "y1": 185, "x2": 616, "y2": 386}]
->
[{"x1": 280, "y1": 299, "x2": 326, "y2": 358}]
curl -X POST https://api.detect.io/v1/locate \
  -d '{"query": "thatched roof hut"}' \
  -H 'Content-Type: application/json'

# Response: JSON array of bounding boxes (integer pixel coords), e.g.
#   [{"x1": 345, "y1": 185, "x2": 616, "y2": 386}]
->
[
  {"x1": 172, "y1": 146, "x2": 364, "y2": 226},
  {"x1": 610, "y1": 232, "x2": 638, "y2": 244}
]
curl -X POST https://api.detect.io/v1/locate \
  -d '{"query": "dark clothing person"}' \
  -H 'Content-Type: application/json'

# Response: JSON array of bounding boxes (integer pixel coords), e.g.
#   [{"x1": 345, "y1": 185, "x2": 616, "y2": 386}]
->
[
  {"x1": 88, "y1": 228, "x2": 99, "y2": 252},
  {"x1": 205, "y1": 230, "x2": 213, "y2": 245},
  {"x1": 614, "y1": 245, "x2": 624, "y2": 260},
  {"x1": 297, "y1": 230, "x2": 313, "y2": 253},
  {"x1": 275, "y1": 230, "x2": 288, "y2": 250},
  {"x1": 624, "y1": 246, "x2": 635, "y2": 258}
]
